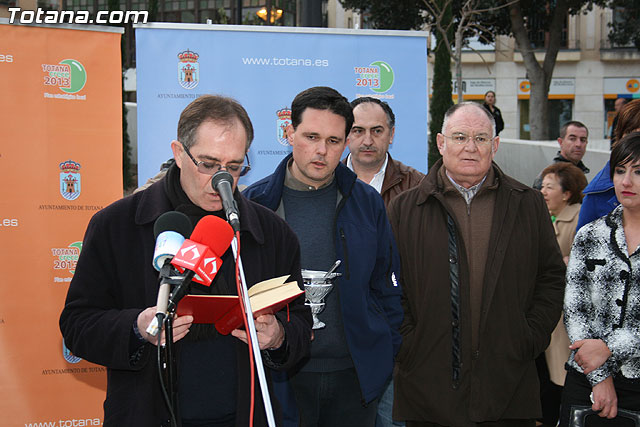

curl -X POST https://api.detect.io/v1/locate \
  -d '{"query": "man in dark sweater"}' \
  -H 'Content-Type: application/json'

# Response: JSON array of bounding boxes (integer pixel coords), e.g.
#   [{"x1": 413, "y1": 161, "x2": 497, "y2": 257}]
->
[{"x1": 244, "y1": 87, "x2": 403, "y2": 427}]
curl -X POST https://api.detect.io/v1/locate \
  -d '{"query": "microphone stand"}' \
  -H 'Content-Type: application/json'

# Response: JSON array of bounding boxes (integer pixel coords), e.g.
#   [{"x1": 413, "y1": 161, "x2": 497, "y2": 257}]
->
[
  {"x1": 162, "y1": 314, "x2": 179, "y2": 427},
  {"x1": 159, "y1": 274, "x2": 188, "y2": 427},
  {"x1": 231, "y1": 236, "x2": 277, "y2": 427}
]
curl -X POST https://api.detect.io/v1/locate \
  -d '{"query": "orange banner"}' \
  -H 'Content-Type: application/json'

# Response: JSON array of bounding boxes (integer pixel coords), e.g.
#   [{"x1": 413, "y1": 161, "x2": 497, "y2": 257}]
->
[{"x1": 0, "y1": 22, "x2": 123, "y2": 426}]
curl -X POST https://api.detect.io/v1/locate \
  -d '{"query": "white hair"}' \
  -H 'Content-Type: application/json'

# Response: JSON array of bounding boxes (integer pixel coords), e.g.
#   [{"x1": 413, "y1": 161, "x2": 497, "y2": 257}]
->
[{"x1": 440, "y1": 102, "x2": 496, "y2": 138}]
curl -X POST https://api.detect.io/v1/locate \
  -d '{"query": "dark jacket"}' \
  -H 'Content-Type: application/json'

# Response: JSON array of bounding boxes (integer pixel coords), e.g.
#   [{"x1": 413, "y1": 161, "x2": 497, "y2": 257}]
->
[
  {"x1": 576, "y1": 160, "x2": 618, "y2": 231},
  {"x1": 482, "y1": 103, "x2": 504, "y2": 135},
  {"x1": 59, "y1": 179, "x2": 312, "y2": 427},
  {"x1": 243, "y1": 154, "x2": 403, "y2": 403},
  {"x1": 532, "y1": 152, "x2": 590, "y2": 190},
  {"x1": 388, "y1": 160, "x2": 565, "y2": 425},
  {"x1": 380, "y1": 155, "x2": 425, "y2": 207}
]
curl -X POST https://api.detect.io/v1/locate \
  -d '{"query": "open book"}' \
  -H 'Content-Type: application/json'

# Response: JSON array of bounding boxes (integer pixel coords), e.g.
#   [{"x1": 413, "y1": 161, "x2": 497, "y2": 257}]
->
[{"x1": 176, "y1": 275, "x2": 304, "y2": 335}]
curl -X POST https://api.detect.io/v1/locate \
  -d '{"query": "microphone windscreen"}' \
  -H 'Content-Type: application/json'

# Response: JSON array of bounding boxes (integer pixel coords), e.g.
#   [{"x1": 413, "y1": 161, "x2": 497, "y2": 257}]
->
[
  {"x1": 211, "y1": 170, "x2": 234, "y2": 190},
  {"x1": 154, "y1": 211, "x2": 192, "y2": 239},
  {"x1": 190, "y1": 215, "x2": 235, "y2": 256}
]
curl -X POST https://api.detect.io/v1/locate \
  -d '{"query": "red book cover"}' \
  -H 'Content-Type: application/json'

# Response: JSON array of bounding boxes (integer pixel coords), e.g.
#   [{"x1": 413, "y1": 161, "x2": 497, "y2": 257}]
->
[{"x1": 176, "y1": 275, "x2": 304, "y2": 335}]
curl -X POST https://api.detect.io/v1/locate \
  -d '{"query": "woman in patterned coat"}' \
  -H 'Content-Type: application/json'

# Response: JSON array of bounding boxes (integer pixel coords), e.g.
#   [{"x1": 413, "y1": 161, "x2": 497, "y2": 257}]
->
[{"x1": 560, "y1": 132, "x2": 640, "y2": 426}]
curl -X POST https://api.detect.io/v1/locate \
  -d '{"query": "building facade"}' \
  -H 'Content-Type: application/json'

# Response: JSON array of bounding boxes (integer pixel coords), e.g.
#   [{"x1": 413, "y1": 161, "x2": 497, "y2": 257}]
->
[
  {"x1": 327, "y1": 1, "x2": 640, "y2": 143},
  {"x1": 3, "y1": 0, "x2": 638, "y2": 143}
]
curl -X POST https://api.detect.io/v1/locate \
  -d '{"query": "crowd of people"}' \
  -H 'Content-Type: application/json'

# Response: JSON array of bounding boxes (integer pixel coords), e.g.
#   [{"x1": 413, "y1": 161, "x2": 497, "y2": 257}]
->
[
  {"x1": 533, "y1": 99, "x2": 640, "y2": 427},
  {"x1": 59, "y1": 89, "x2": 639, "y2": 427}
]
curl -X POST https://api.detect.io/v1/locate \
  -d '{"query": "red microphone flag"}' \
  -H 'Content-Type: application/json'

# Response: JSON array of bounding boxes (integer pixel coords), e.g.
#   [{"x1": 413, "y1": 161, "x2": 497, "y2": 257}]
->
[{"x1": 171, "y1": 215, "x2": 234, "y2": 286}]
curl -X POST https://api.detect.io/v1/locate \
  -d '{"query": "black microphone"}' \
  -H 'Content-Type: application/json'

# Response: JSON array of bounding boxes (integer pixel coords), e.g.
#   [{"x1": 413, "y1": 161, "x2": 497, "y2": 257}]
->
[
  {"x1": 147, "y1": 211, "x2": 192, "y2": 336},
  {"x1": 212, "y1": 170, "x2": 240, "y2": 232}
]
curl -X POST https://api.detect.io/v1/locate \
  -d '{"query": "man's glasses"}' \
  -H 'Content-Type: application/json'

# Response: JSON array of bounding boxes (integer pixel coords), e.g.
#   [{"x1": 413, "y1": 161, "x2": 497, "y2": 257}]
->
[
  {"x1": 443, "y1": 132, "x2": 494, "y2": 147},
  {"x1": 182, "y1": 143, "x2": 251, "y2": 177}
]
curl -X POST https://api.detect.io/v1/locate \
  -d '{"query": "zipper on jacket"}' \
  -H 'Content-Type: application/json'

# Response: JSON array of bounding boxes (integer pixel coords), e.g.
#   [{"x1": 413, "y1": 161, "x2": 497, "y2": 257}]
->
[
  {"x1": 339, "y1": 228, "x2": 351, "y2": 280},
  {"x1": 333, "y1": 181, "x2": 350, "y2": 280}
]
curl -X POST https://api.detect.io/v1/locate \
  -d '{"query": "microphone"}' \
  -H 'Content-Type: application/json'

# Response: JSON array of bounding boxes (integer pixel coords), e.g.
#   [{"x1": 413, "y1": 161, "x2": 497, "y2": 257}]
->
[
  {"x1": 147, "y1": 211, "x2": 193, "y2": 336},
  {"x1": 167, "y1": 215, "x2": 234, "y2": 313},
  {"x1": 212, "y1": 170, "x2": 240, "y2": 232},
  {"x1": 153, "y1": 211, "x2": 193, "y2": 271}
]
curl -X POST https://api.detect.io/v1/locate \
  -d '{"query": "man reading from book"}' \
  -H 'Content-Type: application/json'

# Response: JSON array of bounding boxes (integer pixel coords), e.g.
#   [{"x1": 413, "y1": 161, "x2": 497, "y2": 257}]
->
[{"x1": 60, "y1": 95, "x2": 312, "y2": 427}]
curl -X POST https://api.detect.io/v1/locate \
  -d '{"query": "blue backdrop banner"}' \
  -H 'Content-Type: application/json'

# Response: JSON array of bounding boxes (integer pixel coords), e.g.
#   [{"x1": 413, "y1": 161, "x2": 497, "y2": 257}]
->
[{"x1": 135, "y1": 23, "x2": 428, "y2": 187}]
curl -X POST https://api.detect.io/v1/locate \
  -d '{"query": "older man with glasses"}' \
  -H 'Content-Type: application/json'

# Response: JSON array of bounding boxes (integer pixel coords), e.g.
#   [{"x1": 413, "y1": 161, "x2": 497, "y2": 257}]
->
[
  {"x1": 387, "y1": 102, "x2": 566, "y2": 426},
  {"x1": 60, "y1": 95, "x2": 312, "y2": 427}
]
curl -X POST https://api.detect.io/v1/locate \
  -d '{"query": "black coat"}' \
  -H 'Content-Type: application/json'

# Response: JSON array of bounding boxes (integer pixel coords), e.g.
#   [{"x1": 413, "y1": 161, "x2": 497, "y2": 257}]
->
[
  {"x1": 59, "y1": 179, "x2": 312, "y2": 427},
  {"x1": 483, "y1": 102, "x2": 504, "y2": 135}
]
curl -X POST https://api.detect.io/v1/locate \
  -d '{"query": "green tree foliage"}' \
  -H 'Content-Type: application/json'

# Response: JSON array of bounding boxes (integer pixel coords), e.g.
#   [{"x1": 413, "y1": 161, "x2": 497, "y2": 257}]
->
[
  {"x1": 108, "y1": 0, "x2": 134, "y2": 190},
  {"x1": 607, "y1": 0, "x2": 640, "y2": 49},
  {"x1": 149, "y1": 0, "x2": 158, "y2": 22},
  {"x1": 429, "y1": 1, "x2": 453, "y2": 169},
  {"x1": 339, "y1": 0, "x2": 428, "y2": 30},
  {"x1": 340, "y1": 0, "x2": 622, "y2": 141}
]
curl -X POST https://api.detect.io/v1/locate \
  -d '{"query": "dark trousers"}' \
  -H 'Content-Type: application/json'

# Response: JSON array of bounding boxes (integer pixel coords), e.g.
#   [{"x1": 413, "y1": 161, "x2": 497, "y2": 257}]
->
[
  {"x1": 536, "y1": 352, "x2": 564, "y2": 426},
  {"x1": 559, "y1": 368, "x2": 640, "y2": 427},
  {"x1": 290, "y1": 368, "x2": 379, "y2": 427},
  {"x1": 406, "y1": 420, "x2": 534, "y2": 427}
]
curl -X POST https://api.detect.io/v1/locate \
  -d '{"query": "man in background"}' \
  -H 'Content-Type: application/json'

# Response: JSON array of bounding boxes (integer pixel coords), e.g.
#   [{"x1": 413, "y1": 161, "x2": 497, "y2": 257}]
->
[
  {"x1": 533, "y1": 121, "x2": 590, "y2": 190},
  {"x1": 346, "y1": 97, "x2": 424, "y2": 206},
  {"x1": 610, "y1": 97, "x2": 628, "y2": 147},
  {"x1": 345, "y1": 96, "x2": 423, "y2": 427}
]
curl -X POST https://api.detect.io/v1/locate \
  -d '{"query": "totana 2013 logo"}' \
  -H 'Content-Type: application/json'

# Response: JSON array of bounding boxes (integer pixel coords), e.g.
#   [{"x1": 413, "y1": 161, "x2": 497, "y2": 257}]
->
[
  {"x1": 42, "y1": 59, "x2": 87, "y2": 94},
  {"x1": 354, "y1": 61, "x2": 394, "y2": 94}
]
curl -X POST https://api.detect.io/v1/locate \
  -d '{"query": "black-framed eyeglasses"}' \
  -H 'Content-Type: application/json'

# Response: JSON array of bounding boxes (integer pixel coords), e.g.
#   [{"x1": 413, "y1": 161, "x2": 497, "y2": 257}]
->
[{"x1": 181, "y1": 143, "x2": 251, "y2": 177}]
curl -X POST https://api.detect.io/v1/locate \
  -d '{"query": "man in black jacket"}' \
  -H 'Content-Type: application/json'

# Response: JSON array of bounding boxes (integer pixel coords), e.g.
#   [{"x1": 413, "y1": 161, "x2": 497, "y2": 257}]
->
[
  {"x1": 532, "y1": 121, "x2": 590, "y2": 190},
  {"x1": 60, "y1": 95, "x2": 312, "y2": 427}
]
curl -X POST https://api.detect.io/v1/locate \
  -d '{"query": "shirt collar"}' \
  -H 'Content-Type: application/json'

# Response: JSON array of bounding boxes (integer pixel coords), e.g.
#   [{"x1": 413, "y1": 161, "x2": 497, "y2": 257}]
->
[
  {"x1": 445, "y1": 171, "x2": 488, "y2": 205},
  {"x1": 346, "y1": 153, "x2": 388, "y2": 194}
]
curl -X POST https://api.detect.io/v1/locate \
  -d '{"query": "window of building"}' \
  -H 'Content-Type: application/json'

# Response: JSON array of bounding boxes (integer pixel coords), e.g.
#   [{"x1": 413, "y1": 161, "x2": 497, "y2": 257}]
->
[
  {"x1": 56, "y1": 0, "x2": 299, "y2": 69},
  {"x1": 37, "y1": 0, "x2": 60, "y2": 11},
  {"x1": 606, "y1": 7, "x2": 636, "y2": 48},
  {"x1": 603, "y1": 97, "x2": 632, "y2": 139},
  {"x1": 241, "y1": 0, "x2": 295, "y2": 25},
  {"x1": 130, "y1": 0, "x2": 147, "y2": 11},
  {"x1": 200, "y1": 2, "x2": 230, "y2": 24},
  {"x1": 518, "y1": 99, "x2": 573, "y2": 140},
  {"x1": 525, "y1": 9, "x2": 568, "y2": 49},
  {"x1": 65, "y1": 0, "x2": 96, "y2": 12}
]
